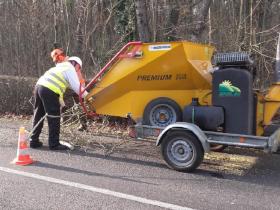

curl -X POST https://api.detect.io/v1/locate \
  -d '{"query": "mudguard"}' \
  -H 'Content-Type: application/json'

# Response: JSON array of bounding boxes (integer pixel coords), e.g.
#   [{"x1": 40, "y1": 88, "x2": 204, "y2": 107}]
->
[{"x1": 156, "y1": 122, "x2": 210, "y2": 152}]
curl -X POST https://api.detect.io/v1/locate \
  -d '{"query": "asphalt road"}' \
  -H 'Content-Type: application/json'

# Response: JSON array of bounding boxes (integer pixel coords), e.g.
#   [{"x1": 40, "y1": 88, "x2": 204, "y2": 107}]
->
[{"x1": 1, "y1": 117, "x2": 280, "y2": 210}]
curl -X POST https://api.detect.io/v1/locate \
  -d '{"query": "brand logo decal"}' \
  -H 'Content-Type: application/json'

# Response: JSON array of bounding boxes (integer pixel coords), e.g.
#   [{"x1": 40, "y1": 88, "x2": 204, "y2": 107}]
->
[
  {"x1": 219, "y1": 80, "x2": 241, "y2": 96},
  {"x1": 149, "y1": 44, "x2": 171, "y2": 51}
]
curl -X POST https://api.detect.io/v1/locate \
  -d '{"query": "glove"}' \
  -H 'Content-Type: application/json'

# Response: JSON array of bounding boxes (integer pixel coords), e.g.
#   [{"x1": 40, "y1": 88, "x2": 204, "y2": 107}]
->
[{"x1": 59, "y1": 97, "x2": 66, "y2": 108}]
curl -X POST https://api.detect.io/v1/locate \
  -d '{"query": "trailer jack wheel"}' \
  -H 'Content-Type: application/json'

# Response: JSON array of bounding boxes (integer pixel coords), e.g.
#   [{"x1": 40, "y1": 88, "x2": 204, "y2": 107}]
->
[
  {"x1": 143, "y1": 97, "x2": 182, "y2": 127},
  {"x1": 161, "y1": 130, "x2": 204, "y2": 172}
]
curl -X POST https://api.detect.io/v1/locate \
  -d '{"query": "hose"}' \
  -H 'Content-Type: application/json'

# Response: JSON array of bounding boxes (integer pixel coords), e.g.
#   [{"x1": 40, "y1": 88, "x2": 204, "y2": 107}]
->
[
  {"x1": 26, "y1": 113, "x2": 74, "y2": 150},
  {"x1": 26, "y1": 113, "x2": 60, "y2": 140}
]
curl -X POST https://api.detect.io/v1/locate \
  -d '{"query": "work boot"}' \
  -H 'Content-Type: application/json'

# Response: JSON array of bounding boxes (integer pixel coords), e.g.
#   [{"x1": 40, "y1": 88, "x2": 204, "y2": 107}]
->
[
  {"x1": 30, "y1": 140, "x2": 43, "y2": 149},
  {"x1": 49, "y1": 144, "x2": 69, "y2": 150}
]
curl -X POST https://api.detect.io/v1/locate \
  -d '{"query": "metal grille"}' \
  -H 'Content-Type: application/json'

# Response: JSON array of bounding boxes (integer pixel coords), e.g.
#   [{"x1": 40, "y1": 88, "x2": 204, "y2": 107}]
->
[{"x1": 213, "y1": 52, "x2": 253, "y2": 66}]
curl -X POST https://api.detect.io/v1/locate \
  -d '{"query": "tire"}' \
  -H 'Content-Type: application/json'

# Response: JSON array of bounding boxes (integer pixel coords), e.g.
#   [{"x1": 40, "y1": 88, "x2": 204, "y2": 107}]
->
[
  {"x1": 143, "y1": 97, "x2": 182, "y2": 127},
  {"x1": 160, "y1": 130, "x2": 204, "y2": 172},
  {"x1": 210, "y1": 144, "x2": 227, "y2": 152}
]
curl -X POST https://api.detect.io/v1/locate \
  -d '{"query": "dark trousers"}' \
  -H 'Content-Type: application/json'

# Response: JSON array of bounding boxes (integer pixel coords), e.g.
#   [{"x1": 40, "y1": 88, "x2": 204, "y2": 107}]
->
[{"x1": 30, "y1": 85, "x2": 61, "y2": 148}]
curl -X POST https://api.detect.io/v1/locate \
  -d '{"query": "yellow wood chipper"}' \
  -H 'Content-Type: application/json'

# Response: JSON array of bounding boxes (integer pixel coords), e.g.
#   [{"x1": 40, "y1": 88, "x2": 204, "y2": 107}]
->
[
  {"x1": 81, "y1": 35, "x2": 280, "y2": 172},
  {"x1": 85, "y1": 41, "x2": 214, "y2": 126}
]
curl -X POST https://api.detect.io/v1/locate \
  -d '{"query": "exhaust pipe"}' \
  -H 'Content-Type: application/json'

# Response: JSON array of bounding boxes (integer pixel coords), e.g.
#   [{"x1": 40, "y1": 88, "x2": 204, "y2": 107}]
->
[{"x1": 276, "y1": 33, "x2": 280, "y2": 82}]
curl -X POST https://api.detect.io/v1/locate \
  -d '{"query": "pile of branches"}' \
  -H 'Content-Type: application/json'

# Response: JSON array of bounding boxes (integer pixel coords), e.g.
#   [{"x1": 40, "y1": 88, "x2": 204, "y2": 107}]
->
[{"x1": 59, "y1": 103, "x2": 133, "y2": 156}]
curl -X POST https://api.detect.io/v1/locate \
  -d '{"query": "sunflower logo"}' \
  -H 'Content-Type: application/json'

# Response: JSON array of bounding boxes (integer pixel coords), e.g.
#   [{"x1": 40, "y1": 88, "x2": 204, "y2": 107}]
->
[{"x1": 219, "y1": 80, "x2": 241, "y2": 96}]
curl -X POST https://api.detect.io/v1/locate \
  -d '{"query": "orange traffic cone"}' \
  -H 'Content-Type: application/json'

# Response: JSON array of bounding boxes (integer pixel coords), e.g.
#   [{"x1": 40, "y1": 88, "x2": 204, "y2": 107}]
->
[{"x1": 12, "y1": 127, "x2": 33, "y2": 166}]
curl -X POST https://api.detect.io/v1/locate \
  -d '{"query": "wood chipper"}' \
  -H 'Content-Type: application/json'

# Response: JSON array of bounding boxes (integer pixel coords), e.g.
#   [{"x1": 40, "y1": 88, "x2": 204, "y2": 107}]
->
[
  {"x1": 84, "y1": 41, "x2": 214, "y2": 127},
  {"x1": 81, "y1": 35, "x2": 280, "y2": 172}
]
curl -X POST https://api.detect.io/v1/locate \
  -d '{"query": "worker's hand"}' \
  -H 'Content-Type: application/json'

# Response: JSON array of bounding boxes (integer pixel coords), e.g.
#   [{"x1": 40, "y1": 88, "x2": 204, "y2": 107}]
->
[{"x1": 59, "y1": 97, "x2": 66, "y2": 108}]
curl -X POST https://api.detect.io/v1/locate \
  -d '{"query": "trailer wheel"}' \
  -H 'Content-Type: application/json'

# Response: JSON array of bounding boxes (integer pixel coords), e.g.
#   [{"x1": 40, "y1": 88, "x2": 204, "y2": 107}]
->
[
  {"x1": 143, "y1": 97, "x2": 182, "y2": 127},
  {"x1": 161, "y1": 130, "x2": 204, "y2": 172}
]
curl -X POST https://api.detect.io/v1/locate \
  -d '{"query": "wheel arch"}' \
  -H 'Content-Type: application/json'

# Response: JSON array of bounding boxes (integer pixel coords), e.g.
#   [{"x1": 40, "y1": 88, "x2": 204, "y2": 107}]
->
[{"x1": 156, "y1": 122, "x2": 210, "y2": 153}]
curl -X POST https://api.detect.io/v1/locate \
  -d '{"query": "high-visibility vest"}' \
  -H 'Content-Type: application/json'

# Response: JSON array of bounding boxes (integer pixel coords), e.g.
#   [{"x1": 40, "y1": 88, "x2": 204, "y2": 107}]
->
[{"x1": 37, "y1": 63, "x2": 70, "y2": 97}]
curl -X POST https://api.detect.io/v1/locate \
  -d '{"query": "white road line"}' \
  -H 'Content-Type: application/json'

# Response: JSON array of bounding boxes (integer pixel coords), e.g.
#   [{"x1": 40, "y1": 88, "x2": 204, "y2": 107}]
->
[{"x1": 0, "y1": 166, "x2": 195, "y2": 210}]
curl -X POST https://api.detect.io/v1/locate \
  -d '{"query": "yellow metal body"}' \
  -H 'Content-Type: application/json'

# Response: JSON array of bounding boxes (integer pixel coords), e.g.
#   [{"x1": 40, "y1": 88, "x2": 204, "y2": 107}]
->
[
  {"x1": 254, "y1": 84, "x2": 280, "y2": 136},
  {"x1": 86, "y1": 40, "x2": 280, "y2": 137},
  {"x1": 263, "y1": 83, "x2": 280, "y2": 124},
  {"x1": 255, "y1": 92, "x2": 264, "y2": 136},
  {"x1": 87, "y1": 41, "x2": 214, "y2": 122}
]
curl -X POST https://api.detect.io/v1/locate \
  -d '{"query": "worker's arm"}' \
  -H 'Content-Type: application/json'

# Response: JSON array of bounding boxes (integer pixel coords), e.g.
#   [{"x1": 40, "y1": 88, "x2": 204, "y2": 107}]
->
[{"x1": 62, "y1": 68, "x2": 88, "y2": 98}]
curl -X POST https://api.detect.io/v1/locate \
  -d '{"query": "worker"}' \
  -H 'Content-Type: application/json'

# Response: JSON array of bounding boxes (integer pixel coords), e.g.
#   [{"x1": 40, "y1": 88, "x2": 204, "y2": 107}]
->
[
  {"x1": 50, "y1": 47, "x2": 87, "y2": 130},
  {"x1": 29, "y1": 57, "x2": 88, "y2": 150}
]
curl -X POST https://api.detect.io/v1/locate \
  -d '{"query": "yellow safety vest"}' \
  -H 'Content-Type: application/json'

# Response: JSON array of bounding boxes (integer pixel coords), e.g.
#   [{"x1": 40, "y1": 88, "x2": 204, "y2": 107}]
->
[{"x1": 37, "y1": 63, "x2": 70, "y2": 98}]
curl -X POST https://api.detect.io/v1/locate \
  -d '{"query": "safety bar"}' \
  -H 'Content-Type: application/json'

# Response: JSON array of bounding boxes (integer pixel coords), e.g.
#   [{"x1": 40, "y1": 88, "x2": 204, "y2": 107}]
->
[{"x1": 79, "y1": 41, "x2": 143, "y2": 117}]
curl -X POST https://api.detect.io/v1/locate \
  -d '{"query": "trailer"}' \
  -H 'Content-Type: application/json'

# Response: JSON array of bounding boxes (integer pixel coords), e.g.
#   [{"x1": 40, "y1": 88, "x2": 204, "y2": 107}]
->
[
  {"x1": 132, "y1": 123, "x2": 280, "y2": 172},
  {"x1": 81, "y1": 35, "x2": 280, "y2": 172}
]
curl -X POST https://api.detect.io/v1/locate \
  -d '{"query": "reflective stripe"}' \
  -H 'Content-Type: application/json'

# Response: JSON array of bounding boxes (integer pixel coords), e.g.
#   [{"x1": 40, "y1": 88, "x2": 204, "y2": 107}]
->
[
  {"x1": 46, "y1": 78, "x2": 64, "y2": 93},
  {"x1": 49, "y1": 72, "x2": 67, "y2": 86},
  {"x1": 37, "y1": 62, "x2": 73, "y2": 96},
  {"x1": 38, "y1": 82, "x2": 61, "y2": 96},
  {"x1": 18, "y1": 148, "x2": 30, "y2": 155}
]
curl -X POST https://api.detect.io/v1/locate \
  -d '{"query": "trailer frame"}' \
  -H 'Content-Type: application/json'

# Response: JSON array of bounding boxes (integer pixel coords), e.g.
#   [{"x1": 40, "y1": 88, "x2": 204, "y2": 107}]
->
[{"x1": 132, "y1": 122, "x2": 280, "y2": 172}]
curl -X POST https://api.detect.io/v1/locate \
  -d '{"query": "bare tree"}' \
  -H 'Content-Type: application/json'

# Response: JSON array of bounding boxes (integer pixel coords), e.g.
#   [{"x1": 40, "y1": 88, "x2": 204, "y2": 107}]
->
[
  {"x1": 187, "y1": 0, "x2": 213, "y2": 41},
  {"x1": 166, "y1": 0, "x2": 180, "y2": 41},
  {"x1": 134, "y1": 0, "x2": 151, "y2": 42},
  {"x1": 0, "y1": 0, "x2": 280, "y2": 114}
]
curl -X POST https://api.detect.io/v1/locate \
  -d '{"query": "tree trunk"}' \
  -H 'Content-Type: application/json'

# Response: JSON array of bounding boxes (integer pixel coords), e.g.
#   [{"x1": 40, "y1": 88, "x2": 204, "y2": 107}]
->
[
  {"x1": 135, "y1": 0, "x2": 151, "y2": 42},
  {"x1": 189, "y1": 0, "x2": 213, "y2": 41},
  {"x1": 166, "y1": 0, "x2": 180, "y2": 41}
]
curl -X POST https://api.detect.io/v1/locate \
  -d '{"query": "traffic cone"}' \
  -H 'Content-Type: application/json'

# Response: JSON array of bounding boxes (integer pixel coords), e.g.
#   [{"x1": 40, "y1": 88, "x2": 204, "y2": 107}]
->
[{"x1": 12, "y1": 127, "x2": 33, "y2": 166}]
